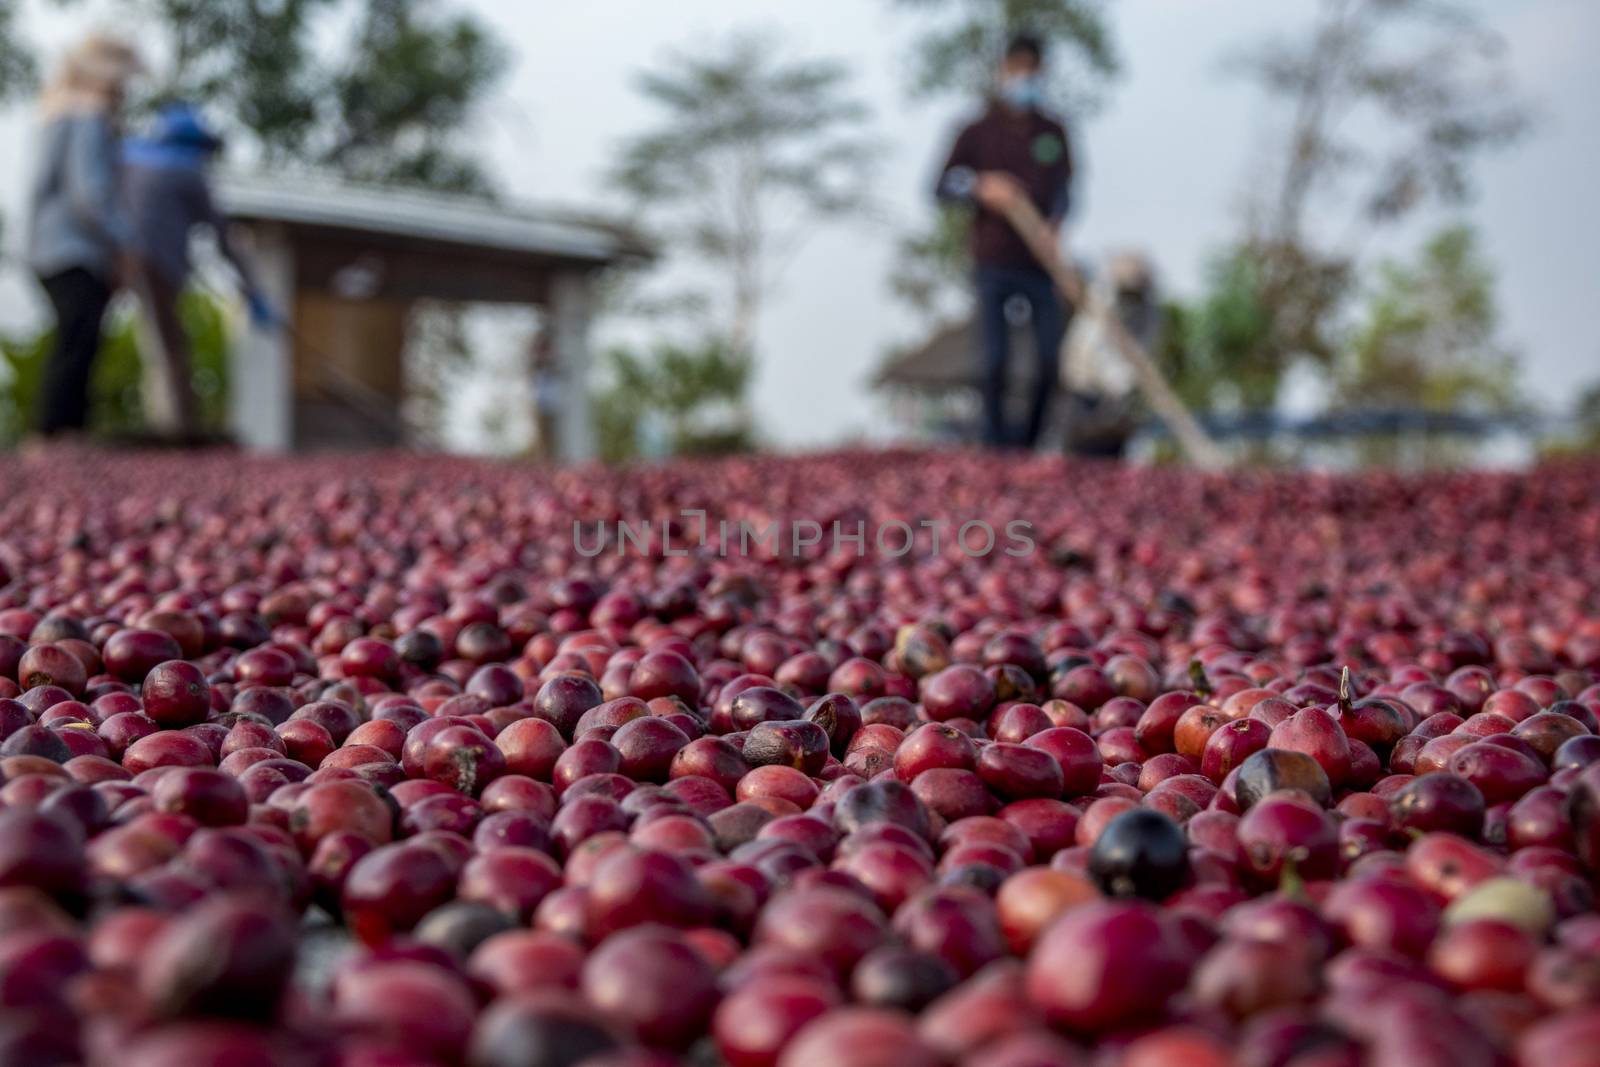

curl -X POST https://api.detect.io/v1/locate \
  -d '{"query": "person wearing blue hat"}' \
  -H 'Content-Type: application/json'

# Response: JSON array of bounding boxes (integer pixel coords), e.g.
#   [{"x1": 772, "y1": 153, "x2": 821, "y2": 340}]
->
[{"x1": 123, "y1": 101, "x2": 276, "y2": 441}]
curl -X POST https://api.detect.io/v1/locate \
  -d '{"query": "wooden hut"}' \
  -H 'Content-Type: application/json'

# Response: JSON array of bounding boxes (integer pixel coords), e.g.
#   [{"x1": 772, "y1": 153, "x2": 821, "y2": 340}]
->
[{"x1": 217, "y1": 173, "x2": 649, "y2": 457}]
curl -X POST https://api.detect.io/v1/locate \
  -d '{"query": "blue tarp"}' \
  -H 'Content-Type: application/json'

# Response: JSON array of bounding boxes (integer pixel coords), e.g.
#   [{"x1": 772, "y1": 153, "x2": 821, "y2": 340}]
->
[{"x1": 1139, "y1": 408, "x2": 1551, "y2": 442}]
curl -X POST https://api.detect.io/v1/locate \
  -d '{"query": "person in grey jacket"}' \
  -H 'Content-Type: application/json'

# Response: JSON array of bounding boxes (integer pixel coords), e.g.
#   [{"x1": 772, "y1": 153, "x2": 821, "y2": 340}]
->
[
  {"x1": 24, "y1": 34, "x2": 142, "y2": 438},
  {"x1": 123, "y1": 102, "x2": 273, "y2": 440}
]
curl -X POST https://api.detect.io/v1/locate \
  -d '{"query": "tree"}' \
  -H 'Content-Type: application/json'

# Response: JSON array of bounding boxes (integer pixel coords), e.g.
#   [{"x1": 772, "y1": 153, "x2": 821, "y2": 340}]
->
[
  {"x1": 1537, "y1": 377, "x2": 1600, "y2": 458},
  {"x1": 319, "y1": 0, "x2": 507, "y2": 195},
  {"x1": 1155, "y1": 251, "x2": 1280, "y2": 412},
  {"x1": 1336, "y1": 224, "x2": 1518, "y2": 411},
  {"x1": 888, "y1": 201, "x2": 977, "y2": 326},
  {"x1": 1238, "y1": 0, "x2": 1527, "y2": 250},
  {"x1": 104, "y1": 0, "x2": 507, "y2": 195},
  {"x1": 1571, "y1": 382, "x2": 1600, "y2": 452},
  {"x1": 1579, "y1": 385, "x2": 1600, "y2": 433},
  {"x1": 1156, "y1": 243, "x2": 1352, "y2": 415},
  {"x1": 594, "y1": 340, "x2": 754, "y2": 463},
  {"x1": 0, "y1": 0, "x2": 37, "y2": 250},
  {"x1": 610, "y1": 33, "x2": 877, "y2": 356},
  {"x1": 1222, "y1": 0, "x2": 1528, "y2": 405},
  {"x1": 885, "y1": 1, "x2": 1119, "y2": 321},
  {"x1": 0, "y1": 0, "x2": 33, "y2": 105},
  {"x1": 891, "y1": 0, "x2": 1117, "y2": 106}
]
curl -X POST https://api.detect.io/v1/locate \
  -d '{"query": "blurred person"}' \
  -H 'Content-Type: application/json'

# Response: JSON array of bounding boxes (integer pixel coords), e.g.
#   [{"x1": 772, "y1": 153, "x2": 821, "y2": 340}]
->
[
  {"x1": 528, "y1": 326, "x2": 562, "y2": 461},
  {"x1": 123, "y1": 102, "x2": 275, "y2": 442},
  {"x1": 24, "y1": 34, "x2": 143, "y2": 440},
  {"x1": 1061, "y1": 252, "x2": 1160, "y2": 459},
  {"x1": 935, "y1": 33, "x2": 1075, "y2": 450}
]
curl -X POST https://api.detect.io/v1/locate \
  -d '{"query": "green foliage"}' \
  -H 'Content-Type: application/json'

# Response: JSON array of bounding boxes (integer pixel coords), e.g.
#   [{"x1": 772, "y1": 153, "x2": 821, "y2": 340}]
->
[
  {"x1": 0, "y1": 0, "x2": 34, "y2": 103},
  {"x1": 1155, "y1": 247, "x2": 1327, "y2": 412},
  {"x1": 1187, "y1": 0, "x2": 1530, "y2": 412},
  {"x1": 889, "y1": 0, "x2": 1119, "y2": 109},
  {"x1": 0, "y1": 290, "x2": 231, "y2": 444},
  {"x1": 1227, "y1": 237, "x2": 1354, "y2": 405},
  {"x1": 594, "y1": 339, "x2": 754, "y2": 463},
  {"x1": 1578, "y1": 383, "x2": 1600, "y2": 433},
  {"x1": 400, "y1": 301, "x2": 469, "y2": 448},
  {"x1": 606, "y1": 35, "x2": 876, "y2": 458},
  {"x1": 132, "y1": 0, "x2": 327, "y2": 160},
  {"x1": 1538, "y1": 381, "x2": 1600, "y2": 459},
  {"x1": 1545, "y1": 382, "x2": 1600, "y2": 456},
  {"x1": 322, "y1": 0, "x2": 507, "y2": 195},
  {"x1": 1162, "y1": 225, "x2": 1515, "y2": 419},
  {"x1": 1234, "y1": 0, "x2": 1529, "y2": 238},
  {"x1": 890, "y1": 203, "x2": 977, "y2": 322},
  {"x1": 1155, "y1": 252, "x2": 1273, "y2": 412},
  {"x1": 0, "y1": 0, "x2": 35, "y2": 248},
  {"x1": 113, "y1": 0, "x2": 506, "y2": 196},
  {"x1": 1336, "y1": 224, "x2": 1518, "y2": 411},
  {"x1": 0, "y1": 328, "x2": 48, "y2": 444},
  {"x1": 611, "y1": 33, "x2": 877, "y2": 351}
]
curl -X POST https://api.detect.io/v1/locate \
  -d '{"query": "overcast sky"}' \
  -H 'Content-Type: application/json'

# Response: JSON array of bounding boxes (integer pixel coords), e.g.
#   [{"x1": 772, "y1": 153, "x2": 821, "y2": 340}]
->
[{"x1": 2, "y1": 0, "x2": 1596, "y2": 448}]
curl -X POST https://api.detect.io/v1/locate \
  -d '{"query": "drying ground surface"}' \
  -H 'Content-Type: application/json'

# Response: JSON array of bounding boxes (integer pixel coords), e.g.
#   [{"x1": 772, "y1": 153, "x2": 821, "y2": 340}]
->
[{"x1": 0, "y1": 449, "x2": 1598, "y2": 1066}]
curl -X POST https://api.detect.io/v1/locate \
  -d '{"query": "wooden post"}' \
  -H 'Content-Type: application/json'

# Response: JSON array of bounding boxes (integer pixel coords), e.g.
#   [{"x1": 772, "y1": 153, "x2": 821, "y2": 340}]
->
[
  {"x1": 549, "y1": 272, "x2": 597, "y2": 463},
  {"x1": 230, "y1": 223, "x2": 294, "y2": 451},
  {"x1": 997, "y1": 197, "x2": 1228, "y2": 469}
]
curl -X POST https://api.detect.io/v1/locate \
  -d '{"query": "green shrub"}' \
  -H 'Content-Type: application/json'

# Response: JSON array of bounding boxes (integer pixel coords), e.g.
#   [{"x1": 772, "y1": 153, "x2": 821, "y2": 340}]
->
[{"x1": 1, "y1": 289, "x2": 231, "y2": 444}]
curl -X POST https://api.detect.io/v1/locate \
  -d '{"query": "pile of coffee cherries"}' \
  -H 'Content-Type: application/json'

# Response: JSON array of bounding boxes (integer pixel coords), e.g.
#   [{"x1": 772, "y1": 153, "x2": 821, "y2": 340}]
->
[{"x1": 0, "y1": 449, "x2": 1597, "y2": 1067}]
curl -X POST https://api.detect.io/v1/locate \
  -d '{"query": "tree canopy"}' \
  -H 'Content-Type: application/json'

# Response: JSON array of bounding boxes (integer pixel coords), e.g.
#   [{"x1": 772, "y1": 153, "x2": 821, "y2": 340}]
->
[
  {"x1": 1216, "y1": 0, "x2": 1528, "y2": 403},
  {"x1": 1337, "y1": 224, "x2": 1518, "y2": 412},
  {"x1": 1235, "y1": 0, "x2": 1528, "y2": 244},
  {"x1": 1152, "y1": 0, "x2": 1531, "y2": 415},
  {"x1": 101, "y1": 0, "x2": 507, "y2": 195},
  {"x1": 611, "y1": 33, "x2": 877, "y2": 355},
  {"x1": 595, "y1": 340, "x2": 754, "y2": 463},
  {"x1": 890, "y1": 0, "x2": 1119, "y2": 108},
  {"x1": 0, "y1": 0, "x2": 33, "y2": 105},
  {"x1": 600, "y1": 34, "x2": 878, "y2": 460}
]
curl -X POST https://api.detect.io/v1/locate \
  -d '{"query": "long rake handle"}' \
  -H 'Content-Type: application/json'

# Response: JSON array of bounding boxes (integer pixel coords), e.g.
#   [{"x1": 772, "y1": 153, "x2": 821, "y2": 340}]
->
[{"x1": 997, "y1": 196, "x2": 1228, "y2": 469}]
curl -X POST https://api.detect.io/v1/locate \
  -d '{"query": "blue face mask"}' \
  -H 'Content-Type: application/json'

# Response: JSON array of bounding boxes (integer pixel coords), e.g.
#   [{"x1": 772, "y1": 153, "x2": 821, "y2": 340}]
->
[{"x1": 1001, "y1": 74, "x2": 1043, "y2": 110}]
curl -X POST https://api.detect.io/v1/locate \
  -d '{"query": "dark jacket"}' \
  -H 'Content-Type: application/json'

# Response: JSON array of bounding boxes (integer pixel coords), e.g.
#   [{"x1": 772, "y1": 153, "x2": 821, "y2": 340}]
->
[
  {"x1": 936, "y1": 104, "x2": 1074, "y2": 270},
  {"x1": 123, "y1": 139, "x2": 255, "y2": 291}
]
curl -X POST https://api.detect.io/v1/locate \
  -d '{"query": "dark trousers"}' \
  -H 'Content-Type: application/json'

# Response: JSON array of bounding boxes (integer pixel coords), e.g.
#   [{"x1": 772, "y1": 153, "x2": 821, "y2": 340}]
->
[
  {"x1": 36, "y1": 268, "x2": 113, "y2": 436},
  {"x1": 131, "y1": 265, "x2": 200, "y2": 438},
  {"x1": 975, "y1": 263, "x2": 1068, "y2": 448}
]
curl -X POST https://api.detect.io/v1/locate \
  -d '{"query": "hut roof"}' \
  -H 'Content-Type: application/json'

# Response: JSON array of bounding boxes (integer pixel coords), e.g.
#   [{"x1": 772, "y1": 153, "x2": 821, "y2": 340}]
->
[
  {"x1": 874, "y1": 319, "x2": 979, "y2": 391},
  {"x1": 217, "y1": 172, "x2": 653, "y2": 271},
  {"x1": 875, "y1": 316, "x2": 1068, "y2": 394}
]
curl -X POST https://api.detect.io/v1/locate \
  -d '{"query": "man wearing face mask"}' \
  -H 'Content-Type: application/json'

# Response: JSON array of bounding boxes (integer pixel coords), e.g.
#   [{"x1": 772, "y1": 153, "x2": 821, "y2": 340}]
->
[{"x1": 935, "y1": 34, "x2": 1075, "y2": 450}]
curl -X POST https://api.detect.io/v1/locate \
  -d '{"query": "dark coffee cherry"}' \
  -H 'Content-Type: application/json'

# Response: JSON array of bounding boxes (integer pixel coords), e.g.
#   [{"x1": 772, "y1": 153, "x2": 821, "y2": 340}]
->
[
  {"x1": 1233, "y1": 748, "x2": 1332, "y2": 811},
  {"x1": 1087, "y1": 808, "x2": 1189, "y2": 901}
]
